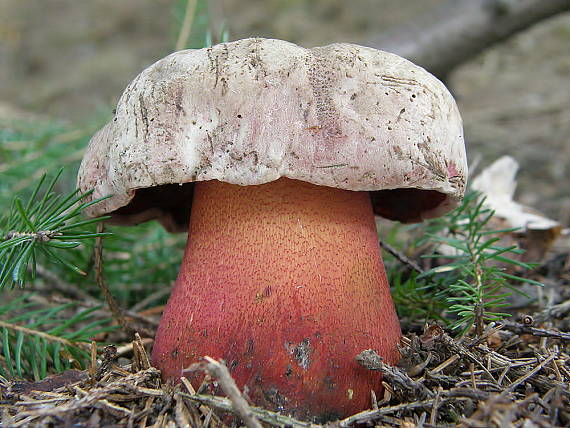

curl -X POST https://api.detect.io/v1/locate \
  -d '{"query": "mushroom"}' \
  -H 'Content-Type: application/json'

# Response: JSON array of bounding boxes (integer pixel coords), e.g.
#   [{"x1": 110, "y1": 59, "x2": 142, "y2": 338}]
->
[{"x1": 77, "y1": 38, "x2": 467, "y2": 421}]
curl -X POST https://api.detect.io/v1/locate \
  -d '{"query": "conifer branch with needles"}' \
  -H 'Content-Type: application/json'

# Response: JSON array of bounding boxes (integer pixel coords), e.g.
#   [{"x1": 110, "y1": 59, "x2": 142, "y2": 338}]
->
[
  {"x1": 0, "y1": 169, "x2": 111, "y2": 289},
  {"x1": 392, "y1": 191, "x2": 542, "y2": 335},
  {"x1": 0, "y1": 169, "x2": 119, "y2": 380},
  {"x1": 0, "y1": 294, "x2": 115, "y2": 380}
]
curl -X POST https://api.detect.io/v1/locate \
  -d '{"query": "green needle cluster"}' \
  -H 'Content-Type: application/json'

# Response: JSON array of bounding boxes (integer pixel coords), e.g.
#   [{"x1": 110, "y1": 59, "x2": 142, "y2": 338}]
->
[{"x1": 0, "y1": 169, "x2": 110, "y2": 289}]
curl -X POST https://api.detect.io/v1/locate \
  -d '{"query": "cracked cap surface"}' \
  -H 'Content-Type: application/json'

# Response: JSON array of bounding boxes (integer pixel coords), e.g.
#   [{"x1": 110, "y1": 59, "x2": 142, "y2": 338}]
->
[{"x1": 77, "y1": 37, "x2": 467, "y2": 232}]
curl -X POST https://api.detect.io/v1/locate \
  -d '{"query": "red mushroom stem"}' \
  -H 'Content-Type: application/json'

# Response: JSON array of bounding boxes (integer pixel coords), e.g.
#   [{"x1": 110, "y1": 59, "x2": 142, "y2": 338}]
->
[{"x1": 152, "y1": 178, "x2": 401, "y2": 420}]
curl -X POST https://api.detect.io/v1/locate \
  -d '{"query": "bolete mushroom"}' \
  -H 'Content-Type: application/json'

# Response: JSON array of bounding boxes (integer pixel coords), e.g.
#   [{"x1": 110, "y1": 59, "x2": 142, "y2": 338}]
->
[{"x1": 77, "y1": 38, "x2": 466, "y2": 421}]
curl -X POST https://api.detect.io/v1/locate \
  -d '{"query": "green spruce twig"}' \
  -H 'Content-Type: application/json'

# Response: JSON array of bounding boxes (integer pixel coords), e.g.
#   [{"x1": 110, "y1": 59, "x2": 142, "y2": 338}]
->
[
  {"x1": 418, "y1": 191, "x2": 542, "y2": 335},
  {"x1": 0, "y1": 294, "x2": 114, "y2": 380},
  {"x1": 0, "y1": 169, "x2": 110, "y2": 289}
]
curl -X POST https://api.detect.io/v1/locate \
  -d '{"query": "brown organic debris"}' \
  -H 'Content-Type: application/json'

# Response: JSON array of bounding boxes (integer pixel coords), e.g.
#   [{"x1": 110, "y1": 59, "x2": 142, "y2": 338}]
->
[{"x1": 0, "y1": 320, "x2": 567, "y2": 427}]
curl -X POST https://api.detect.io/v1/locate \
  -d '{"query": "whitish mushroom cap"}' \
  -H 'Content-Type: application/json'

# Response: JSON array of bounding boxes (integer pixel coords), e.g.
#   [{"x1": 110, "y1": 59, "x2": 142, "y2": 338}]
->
[{"x1": 78, "y1": 38, "x2": 467, "y2": 232}]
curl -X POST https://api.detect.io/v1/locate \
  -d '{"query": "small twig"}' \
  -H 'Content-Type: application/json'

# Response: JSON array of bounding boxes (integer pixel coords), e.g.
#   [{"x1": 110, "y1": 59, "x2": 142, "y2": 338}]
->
[
  {"x1": 202, "y1": 409, "x2": 214, "y2": 428},
  {"x1": 356, "y1": 350, "x2": 433, "y2": 400},
  {"x1": 497, "y1": 362, "x2": 512, "y2": 386},
  {"x1": 179, "y1": 392, "x2": 317, "y2": 428},
  {"x1": 502, "y1": 353, "x2": 557, "y2": 393},
  {"x1": 174, "y1": 394, "x2": 194, "y2": 428},
  {"x1": 501, "y1": 320, "x2": 570, "y2": 341},
  {"x1": 191, "y1": 357, "x2": 263, "y2": 428},
  {"x1": 138, "y1": 396, "x2": 155, "y2": 428},
  {"x1": 94, "y1": 223, "x2": 133, "y2": 336},
  {"x1": 4, "y1": 230, "x2": 61, "y2": 242},
  {"x1": 132, "y1": 333, "x2": 152, "y2": 373},
  {"x1": 470, "y1": 363, "x2": 477, "y2": 389},
  {"x1": 339, "y1": 399, "x2": 435, "y2": 427},
  {"x1": 551, "y1": 358, "x2": 564, "y2": 382},
  {"x1": 115, "y1": 337, "x2": 154, "y2": 358},
  {"x1": 428, "y1": 354, "x2": 460, "y2": 375},
  {"x1": 380, "y1": 240, "x2": 425, "y2": 274},
  {"x1": 0, "y1": 320, "x2": 90, "y2": 350},
  {"x1": 430, "y1": 387, "x2": 442, "y2": 425},
  {"x1": 339, "y1": 388, "x2": 492, "y2": 427},
  {"x1": 181, "y1": 377, "x2": 207, "y2": 414},
  {"x1": 467, "y1": 322, "x2": 504, "y2": 348},
  {"x1": 438, "y1": 332, "x2": 499, "y2": 385},
  {"x1": 406, "y1": 352, "x2": 433, "y2": 377},
  {"x1": 89, "y1": 341, "x2": 97, "y2": 382},
  {"x1": 370, "y1": 389, "x2": 378, "y2": 410},
  {"x1": 534, "y1": 298, "x2": 570, "y2": 324}
]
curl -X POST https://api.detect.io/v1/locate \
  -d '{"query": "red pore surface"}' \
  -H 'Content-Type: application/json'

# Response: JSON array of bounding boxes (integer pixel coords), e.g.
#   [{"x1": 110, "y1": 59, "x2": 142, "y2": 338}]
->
[{"x1": 152, "y1": 178, "x2": 401, "y2": 421}]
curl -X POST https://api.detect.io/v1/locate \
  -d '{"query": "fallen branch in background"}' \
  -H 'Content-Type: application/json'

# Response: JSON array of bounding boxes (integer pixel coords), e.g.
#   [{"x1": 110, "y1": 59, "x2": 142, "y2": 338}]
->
[{"x1": 367, "y1": 0, "x2": 570, "y2": 79}]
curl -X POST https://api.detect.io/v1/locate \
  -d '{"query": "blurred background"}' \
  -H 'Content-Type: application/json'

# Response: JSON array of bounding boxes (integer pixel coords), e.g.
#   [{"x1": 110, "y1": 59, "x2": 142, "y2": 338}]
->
[{"x1": 1, "y1": 0, "x2": 569, "y2": 222}]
